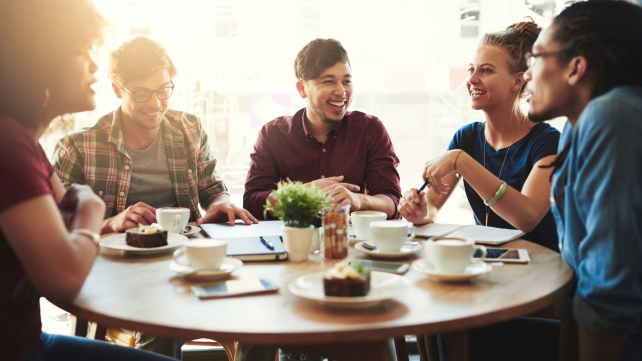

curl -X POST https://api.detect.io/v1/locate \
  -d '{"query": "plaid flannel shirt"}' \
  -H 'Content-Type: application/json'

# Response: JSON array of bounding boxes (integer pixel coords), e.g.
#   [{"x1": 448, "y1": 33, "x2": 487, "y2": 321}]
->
[{"x1": 52, "y1": 108, "x2": 228, "y2": 222}]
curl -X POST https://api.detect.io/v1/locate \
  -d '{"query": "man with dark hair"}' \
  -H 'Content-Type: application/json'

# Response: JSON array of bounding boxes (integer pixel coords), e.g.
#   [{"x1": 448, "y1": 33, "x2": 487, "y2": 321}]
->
[
  {"x1": 52, "y1": 36, "x2": 257, "y2": 358},
  {"x1": 239, "y1": 38, "x2": 400, "y2": 361},
  {"x1": 525, "y1": 1, "x2": 642, "y2": 359},
  {"x1": 244, "y1": 38, "x2": 402, "y2": 221}
]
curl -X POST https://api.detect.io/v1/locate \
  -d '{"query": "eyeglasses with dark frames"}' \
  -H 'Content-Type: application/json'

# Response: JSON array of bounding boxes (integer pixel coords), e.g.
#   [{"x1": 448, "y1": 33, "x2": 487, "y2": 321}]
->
[
  {"x1": 121, "y1": 81, "x2": 174, "y2": 103},
  {"x1": 526, "y1": 48, "x2": 572, "y2": 68}
]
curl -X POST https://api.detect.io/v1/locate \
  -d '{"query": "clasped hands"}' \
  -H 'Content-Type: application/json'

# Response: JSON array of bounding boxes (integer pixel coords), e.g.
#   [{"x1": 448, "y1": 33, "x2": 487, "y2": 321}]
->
[{"x1": 306, "y1": 175, "x2": 361, "y2": 211}]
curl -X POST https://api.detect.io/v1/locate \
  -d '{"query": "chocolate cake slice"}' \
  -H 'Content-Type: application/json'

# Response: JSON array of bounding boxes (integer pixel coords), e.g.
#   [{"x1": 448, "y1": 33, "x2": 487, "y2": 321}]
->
[
  {"x1": 323, "y1": 263, "x2": 371, "y2": 297},
  {"x1": 125, "y1": 228, "x2": 168, "y2": 248}
]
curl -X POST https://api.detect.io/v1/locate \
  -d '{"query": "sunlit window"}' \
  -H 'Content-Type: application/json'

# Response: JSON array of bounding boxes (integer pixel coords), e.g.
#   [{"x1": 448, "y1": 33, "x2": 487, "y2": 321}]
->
[{"x1": 41, "y1": 0, "x2": 576, "y2": 225}]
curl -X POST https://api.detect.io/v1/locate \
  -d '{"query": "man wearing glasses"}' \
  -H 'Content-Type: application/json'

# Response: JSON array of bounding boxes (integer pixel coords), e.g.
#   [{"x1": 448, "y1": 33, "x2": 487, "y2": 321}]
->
[
  {"x1": 52, "y1": 36, "x2": 256, "y2": 357},
  {"x1": 53, "y1": 36, "x2": 256, "y2": 237}
]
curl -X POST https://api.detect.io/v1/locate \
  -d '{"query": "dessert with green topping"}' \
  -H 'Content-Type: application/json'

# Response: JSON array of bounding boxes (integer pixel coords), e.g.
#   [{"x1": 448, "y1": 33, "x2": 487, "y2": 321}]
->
[{"x1": 323, "y1": 263, "x2": 371, "y2": 297}]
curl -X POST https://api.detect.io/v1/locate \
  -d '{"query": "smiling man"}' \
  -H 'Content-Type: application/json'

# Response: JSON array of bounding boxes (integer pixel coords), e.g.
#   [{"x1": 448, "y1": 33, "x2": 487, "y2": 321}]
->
[
  {"x1": 243, "y1": 38, "x2": 402, "y2": 221},
  {"x1": 53, "y1": 36, "x2": 256, "y2": 236},
  {"x1": 52, "y1": 36, "x2": 257, "y2": 357}
]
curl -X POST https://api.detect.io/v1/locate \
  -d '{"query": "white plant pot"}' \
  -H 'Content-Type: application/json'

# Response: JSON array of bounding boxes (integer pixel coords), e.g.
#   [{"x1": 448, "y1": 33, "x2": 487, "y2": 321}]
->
[{"x1": 281, "y1": 225, "x2": 315, "y2": 262}]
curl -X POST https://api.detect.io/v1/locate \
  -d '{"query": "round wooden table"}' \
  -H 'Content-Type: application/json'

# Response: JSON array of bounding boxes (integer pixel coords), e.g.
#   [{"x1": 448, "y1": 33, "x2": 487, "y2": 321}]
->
[{"x1": 62, "y1": 233, "x2": 573, "y2": 361}]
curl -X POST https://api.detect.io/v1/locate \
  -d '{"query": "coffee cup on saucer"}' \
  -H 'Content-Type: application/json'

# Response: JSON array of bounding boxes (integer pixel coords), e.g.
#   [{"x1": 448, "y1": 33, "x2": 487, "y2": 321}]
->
[
  {"x1": 157, "y1": 207, "x2": 190, "y2": 233},
  {"x1": 351, "y1": 211, "x2": 387, "y2": 240},
  {"x1": 173, "y1": 238, "x2": 227, "y2": 271},
  {"x1": 370, "y1": 220, "x2": 416, "y2": 253},
  {"x1": 427, "y1": 237, "x2": 486, "y2": 274}
]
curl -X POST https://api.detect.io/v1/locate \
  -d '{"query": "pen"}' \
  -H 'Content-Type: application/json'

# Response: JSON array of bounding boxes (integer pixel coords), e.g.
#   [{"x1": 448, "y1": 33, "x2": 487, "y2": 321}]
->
[
  {"x1": 418, "y1": 179, "x2": 430, "y2": 192},
  {"x1": 260, "y1": 236, "x2": 274, "y2": 250}
]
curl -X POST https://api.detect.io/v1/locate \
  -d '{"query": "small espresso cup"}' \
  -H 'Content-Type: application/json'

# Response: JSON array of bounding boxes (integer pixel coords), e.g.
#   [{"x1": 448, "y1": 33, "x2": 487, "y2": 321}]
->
[
  {"x1": 351, "y1": 211, "x2": 387, "y2": 240},
  {"x1": 370, "y1": 220, "x2": 416, "y2": 253},
  {"x1": 157, "y1": 207, "x2": 190, "y2": 233},
  {"x1": 427, "y1": 237, "x2": 487, "y2": 274},
  {"x1": 173, "y1": 238, "x2": 227, "y2": 271}
]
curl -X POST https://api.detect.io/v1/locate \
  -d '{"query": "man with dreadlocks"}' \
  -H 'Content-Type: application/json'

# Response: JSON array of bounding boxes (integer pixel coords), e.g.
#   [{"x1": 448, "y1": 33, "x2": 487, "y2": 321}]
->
[{"x1": 525, "y1": 1, "x2": 642, "y2": 360}]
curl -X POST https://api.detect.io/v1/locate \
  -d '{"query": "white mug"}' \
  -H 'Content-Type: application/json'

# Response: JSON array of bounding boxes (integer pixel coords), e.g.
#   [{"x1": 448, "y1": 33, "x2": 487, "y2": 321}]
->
[
  {"x1": 157, "y1": 207, "x2": 190, "y2": 233},
  {"x1": 427, "y1": 237, "x2": 487, "y2": 274},
  {"x1": 173, "y1": 238, "x2": 227, "y2": 271},
  {"x1": 351, "y1": 211, "x2": 387, "y2": 240},
  {"x1": 370, "y1": 220, "x2": 416, "y2": 253}
]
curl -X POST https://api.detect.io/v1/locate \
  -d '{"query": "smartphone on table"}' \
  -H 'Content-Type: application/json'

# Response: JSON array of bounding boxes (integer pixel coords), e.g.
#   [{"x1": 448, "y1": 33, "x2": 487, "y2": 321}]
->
[
  {"x1": 473, "y1": 248, "x2": 530, "y2": 264},
  {"x1": 191, "y1": 279, "x2": 279, "y2": 299},
  {"x1": 349, "y1": 259, "x2": 410, "y2": 274}
]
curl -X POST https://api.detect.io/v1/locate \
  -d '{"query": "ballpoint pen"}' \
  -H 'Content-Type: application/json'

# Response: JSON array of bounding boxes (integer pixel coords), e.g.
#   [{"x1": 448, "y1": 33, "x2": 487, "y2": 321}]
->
[
  {"x1": 418, "y1": 179, "x2": 430, "y2": 192},
  {"x1": 259, "y1": 236, "x2": 274, "y2": 250}
]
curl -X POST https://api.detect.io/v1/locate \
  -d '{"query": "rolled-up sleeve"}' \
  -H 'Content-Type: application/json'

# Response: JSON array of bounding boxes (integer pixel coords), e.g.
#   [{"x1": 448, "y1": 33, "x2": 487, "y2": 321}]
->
[{"x1": 364, "y1": 118, "x2": 402, "y2": 218}]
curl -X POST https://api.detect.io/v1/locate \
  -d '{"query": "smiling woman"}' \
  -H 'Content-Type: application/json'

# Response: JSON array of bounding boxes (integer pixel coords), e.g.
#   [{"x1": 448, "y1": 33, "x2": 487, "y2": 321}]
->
[
  {"x1": 0, "y1": 1, "x2": 174, "y2": 360},
  {"x1": 399, "y1": 19, "x2": 561, "y2": 252}
]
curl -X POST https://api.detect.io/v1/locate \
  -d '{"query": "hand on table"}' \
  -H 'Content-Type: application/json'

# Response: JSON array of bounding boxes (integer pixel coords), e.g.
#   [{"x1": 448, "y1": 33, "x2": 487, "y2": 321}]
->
[
  {"x1": 196, "y1": 201, "x2": 258, "y2": 226},
  {"x1": 305, "y1": 175, "x2": 360, "y2": 192},
  {"x1": 398, "y1": 188, "x2": 429, "y2": 223},
  {"x1": 322, "y1": 182, "x2": 362, "y2": 211},
  {"x1": 105, "y1": 202, "x2": 156, "y2": 233}
]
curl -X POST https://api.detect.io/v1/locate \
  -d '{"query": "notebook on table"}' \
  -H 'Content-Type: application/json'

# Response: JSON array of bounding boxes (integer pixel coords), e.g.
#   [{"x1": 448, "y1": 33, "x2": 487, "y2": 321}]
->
[
  {"x1": 415, "y1": 223, "x2": 525, "y2": 246},
  {"x1": 200, "y1": 221, "x2": 288, "y2": 261}
]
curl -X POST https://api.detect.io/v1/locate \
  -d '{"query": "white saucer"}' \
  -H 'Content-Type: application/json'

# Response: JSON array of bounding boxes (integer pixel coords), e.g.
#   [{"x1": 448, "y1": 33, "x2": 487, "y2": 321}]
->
[
  {"x1": 354, "y1": 241, "x2": 423, "y2": 259},
  {"x1": 179, "y1": 226, "x2": 201, "y2": 237},
  {"x1": 412, "y1": 258, "x2": 492, "y2": 282},
  {"x1": 169, "y1": 257, "x2": 243, "y2": 281},
  {"x1": 100, "y1": 233, "x2": 188, "y2": 255},
  {"x1": 288, "y1": 271, "x2": 410, "y2": 309}
]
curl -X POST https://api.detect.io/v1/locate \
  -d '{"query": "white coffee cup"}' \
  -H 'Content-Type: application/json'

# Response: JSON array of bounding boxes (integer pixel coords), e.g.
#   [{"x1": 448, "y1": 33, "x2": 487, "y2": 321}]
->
[
  {"x1": 157, "y1": 207, "x2": 190, "y2": 233},
  {"x1": 370, "y1": 220, "x2": 416, "y2": 253},
  {"x1": 173, "y1": 238, "x2": 227, "y2": 271},
  {"x1": 351, "y1": 211, "x2": 387, "y2": 240},
  {"x1": 427, "y1": 237, "x2": 487, "y2": 274}
]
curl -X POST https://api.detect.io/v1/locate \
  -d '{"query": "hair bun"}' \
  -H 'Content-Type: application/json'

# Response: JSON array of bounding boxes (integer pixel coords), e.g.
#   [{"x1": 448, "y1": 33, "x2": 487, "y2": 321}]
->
[{"x1": 507, "y1": 17, "x2": 540, "y2": 40}]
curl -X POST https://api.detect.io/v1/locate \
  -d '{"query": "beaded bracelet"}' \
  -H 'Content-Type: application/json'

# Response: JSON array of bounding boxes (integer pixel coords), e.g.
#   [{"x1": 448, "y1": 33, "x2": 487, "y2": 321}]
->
[
  {"x1": 485, "y1": 181, "x2": 507, "y2": 207},
  {"x1": 71, "y1": 229, "x2": 101, "y2": 250}
]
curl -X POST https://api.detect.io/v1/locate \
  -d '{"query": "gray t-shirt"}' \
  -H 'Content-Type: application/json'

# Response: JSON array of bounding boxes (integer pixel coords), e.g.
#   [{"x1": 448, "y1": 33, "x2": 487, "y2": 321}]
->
[{"x1": 125, "y1": 129, "x2": 177, "y2": 208}]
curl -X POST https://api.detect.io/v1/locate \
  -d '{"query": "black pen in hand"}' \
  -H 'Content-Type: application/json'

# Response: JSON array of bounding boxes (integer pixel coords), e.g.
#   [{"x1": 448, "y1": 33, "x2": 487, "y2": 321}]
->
[
  {"x1": 418, "y1": 179, "x2": 430, "y2": 192},
  {"x1": 259, "y1": 236, "x2": 274, "y2": 250}
]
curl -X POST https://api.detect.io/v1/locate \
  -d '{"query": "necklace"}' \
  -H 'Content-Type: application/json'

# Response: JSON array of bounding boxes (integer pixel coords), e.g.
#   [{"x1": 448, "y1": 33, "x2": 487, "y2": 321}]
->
[{"x1": 483, "y1": 119, "x2": 524, "y2": 226}]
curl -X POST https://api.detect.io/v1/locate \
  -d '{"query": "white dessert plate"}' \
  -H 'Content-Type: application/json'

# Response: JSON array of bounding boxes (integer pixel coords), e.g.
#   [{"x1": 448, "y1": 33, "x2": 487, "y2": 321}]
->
[
  {"x1": 354, "y1": 241, "x2": 423, "y2": 259},
  {"x1": 180, "y1": 226, "x2": 201, "y2": 237},
  {"x1": 288, "y1": 271, "x2": 411, "y2": 309},
  {"x1": 100, "y1": 233, "x2": 188, "y2": 255},
  {"x1": 412, "y1": 258, "x2": 493, "y2": 283},
  {"x1": 169, "y1": 257, "x2": 243, "y2": 281}
]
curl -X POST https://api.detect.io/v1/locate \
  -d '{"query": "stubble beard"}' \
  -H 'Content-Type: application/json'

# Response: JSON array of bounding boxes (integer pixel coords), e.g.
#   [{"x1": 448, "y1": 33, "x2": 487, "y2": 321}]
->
[{"x1": 311, "y1": 101, "x2": 341, "y2": 126}]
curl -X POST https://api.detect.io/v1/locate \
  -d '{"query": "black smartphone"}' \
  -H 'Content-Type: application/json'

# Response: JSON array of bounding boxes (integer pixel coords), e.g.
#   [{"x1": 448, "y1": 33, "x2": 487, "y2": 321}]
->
[
  {"x1": 349, "y1": 259, "x2": 410, "y2": 274},
  {"x1": 191, "y1": 279, "x2": 279, "y2": 299},
  {"x1": 473, "y1": 248, "x2": 530, "y2": 263}
]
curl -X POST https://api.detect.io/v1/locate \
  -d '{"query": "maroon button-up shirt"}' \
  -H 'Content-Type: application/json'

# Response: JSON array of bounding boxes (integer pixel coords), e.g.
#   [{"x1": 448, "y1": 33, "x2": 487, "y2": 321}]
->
[{"x1": 244, "y1": 108, "x2": 402, "y2": 219}]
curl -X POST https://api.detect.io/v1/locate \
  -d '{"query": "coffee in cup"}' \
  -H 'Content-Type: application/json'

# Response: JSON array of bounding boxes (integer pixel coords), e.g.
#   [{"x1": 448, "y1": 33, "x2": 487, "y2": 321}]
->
[
  {"x1": 369, "y1": 220, "x2": 416, "y2": 253},
  {"x1": 351, "y1": 211, "x2": 387, "y2": 240},
  {"x1": 173, "y1": 238, "x2": 227, "y2": 271},
  {"x1": 427, "y1": 237, "x2": 486, "y2": 274},
  {"x1": 157, "y1": 207, "x2": 190, "y2": 233}
]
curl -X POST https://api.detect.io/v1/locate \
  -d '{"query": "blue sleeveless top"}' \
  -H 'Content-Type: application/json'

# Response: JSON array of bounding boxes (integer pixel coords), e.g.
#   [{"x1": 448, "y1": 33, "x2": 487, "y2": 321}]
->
[{"x1": 448, "y1": 121, "x2": 560, "y2": 251}]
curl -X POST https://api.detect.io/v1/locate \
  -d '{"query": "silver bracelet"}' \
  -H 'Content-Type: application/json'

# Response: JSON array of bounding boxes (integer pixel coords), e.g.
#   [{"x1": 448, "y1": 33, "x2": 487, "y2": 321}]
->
[{"x1": 71, "y1": 229, "x2": 101, "y2": 250}]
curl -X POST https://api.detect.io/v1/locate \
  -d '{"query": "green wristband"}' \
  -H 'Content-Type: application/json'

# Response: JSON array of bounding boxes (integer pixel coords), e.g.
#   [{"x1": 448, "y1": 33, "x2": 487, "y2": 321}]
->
[{"x1": 485, "y1": 181, "x2": 507, "y2": 207}]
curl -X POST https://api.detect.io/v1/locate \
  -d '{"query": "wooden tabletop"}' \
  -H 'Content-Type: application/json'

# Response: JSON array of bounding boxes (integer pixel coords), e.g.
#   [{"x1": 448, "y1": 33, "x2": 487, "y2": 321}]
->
[{"x1": 62, "y1": 230, "x2": 573, "y2": 348}]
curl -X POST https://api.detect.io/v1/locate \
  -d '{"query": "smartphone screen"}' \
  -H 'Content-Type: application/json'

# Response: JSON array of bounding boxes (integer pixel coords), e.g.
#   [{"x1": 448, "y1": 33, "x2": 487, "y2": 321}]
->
[
  {"x1": 474, "y1": 248, "x2": 520, "y2": 259},
  {"x1": 192, "y1": 279, "x2": 278, "y2": 298},
  {"x1": 349, "y1": 260, "x2": 409, "y2": 274}
]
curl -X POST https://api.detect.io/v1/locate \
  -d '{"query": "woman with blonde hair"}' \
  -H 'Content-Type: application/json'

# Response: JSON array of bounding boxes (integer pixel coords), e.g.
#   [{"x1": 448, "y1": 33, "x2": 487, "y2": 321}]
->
[
  {"x1": 399, "y1": 19, "x2": 560, "y2": 251},
  {"x1": 0, "y1": 1, "x2": 173, "y2": 360}
]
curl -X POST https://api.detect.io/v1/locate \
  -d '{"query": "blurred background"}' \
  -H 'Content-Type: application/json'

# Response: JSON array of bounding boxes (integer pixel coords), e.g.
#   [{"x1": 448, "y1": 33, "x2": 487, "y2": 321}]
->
[{"x1": 42, "y1": 0, "x2": 586, "y2": 225}]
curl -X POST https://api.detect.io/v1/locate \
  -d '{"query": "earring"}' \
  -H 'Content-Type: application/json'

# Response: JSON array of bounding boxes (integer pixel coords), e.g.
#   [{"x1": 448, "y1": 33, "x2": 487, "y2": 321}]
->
[{"x1": 42, "y1": 89, "x2": 50, "y2": 107}]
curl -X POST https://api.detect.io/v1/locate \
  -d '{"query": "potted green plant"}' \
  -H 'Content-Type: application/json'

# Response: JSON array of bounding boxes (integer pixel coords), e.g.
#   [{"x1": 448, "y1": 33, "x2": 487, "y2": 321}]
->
[{"x1": 264, "y1": 179, "x2": 332, "y2": 261}]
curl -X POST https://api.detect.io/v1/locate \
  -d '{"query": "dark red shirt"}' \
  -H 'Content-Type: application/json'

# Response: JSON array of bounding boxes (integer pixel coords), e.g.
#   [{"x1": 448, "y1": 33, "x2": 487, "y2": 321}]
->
[
  {"x1": 0, "y1": 115, "x2": 55, "y2": 360},
  {"x1": 244, "y1": 108, "x2": 402, "y2": 219}
]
